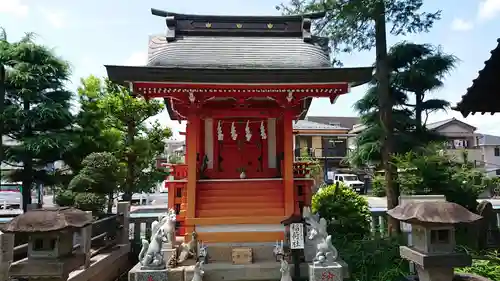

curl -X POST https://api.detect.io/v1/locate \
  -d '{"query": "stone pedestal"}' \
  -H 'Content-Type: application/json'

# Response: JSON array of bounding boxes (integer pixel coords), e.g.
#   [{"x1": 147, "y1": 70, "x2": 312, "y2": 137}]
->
[
  {"x1": 416, "y1": 265, "x2": 454, "y2": 281},
  {"x1": 308, "y1": 262, "x2": 344, "y2": 281},
  {"x1": 162, "y1": 248, "x2": 176, "y2": 265},
  {"x1": 129, "y1": 262, "x2": 168, "y2": 281},
  {"x1": 304, "y1": 241, "x2": 316, "y2": 262},
  {"x1": 304, "y1": 225, "x2": 315, "y2": 262}
]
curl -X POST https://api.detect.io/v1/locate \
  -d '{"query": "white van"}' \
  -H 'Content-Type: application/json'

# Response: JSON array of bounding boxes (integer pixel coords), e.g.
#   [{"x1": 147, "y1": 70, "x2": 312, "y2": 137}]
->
[
  {"x1": 333, "y1": 174, "x2": 365, "y2": 194},
  {"x1": 0, "y1": 182, "x2": 22, "y2": 209}
]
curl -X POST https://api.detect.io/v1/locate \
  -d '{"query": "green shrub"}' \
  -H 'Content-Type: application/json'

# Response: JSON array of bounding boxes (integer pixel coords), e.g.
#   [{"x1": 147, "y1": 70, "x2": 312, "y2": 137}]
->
[
  {"x1": 339, "y1": 236, "x2": 409, "y2": 281},
  {"x1": 456, "y1": 251, "x2": 500, "y2": 280},
  {"x1": 312, "y1": 182, "x2": 372, "y2": 241},
  {"x1": 394, "y1": 146, "x2": 486, "y2": 211},
  {"x1": 74, "y1": 192, "x2": 106, "y2": 214},
  {"x1": 54, "y1": 189, "x2": 75, "y2": 206},
  {"x1": 371, "y1": 175, "x2": 386, "y2": 197}
]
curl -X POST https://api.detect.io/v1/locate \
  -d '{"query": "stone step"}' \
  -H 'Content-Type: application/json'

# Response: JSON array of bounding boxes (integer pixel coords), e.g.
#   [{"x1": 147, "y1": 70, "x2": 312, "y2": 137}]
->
[
  {"x1": 197, "y1": 188, "x2": 282, "y2": 197},
  {"x1": 197, "y1": 208, "x2": 284, "y2": 217},
  {"x1": 198, "y1": 195, "x2": 282, "y2": 204},
  {"x1": 198, "y1": 201, "x2": 285, "y2": 210}
]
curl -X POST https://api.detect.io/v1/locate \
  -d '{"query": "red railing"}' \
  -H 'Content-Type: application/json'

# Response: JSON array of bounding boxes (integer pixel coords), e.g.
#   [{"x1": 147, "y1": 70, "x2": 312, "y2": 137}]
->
[
  {"x1": 293, "y1": 161, "x2": 315, "y2": 178},
  {"x1": 164, "y1": 164, "x2": 188, "y2": 235},
  {"x1": 172, "y1": 164, "x2": 188, "y2": 180}
]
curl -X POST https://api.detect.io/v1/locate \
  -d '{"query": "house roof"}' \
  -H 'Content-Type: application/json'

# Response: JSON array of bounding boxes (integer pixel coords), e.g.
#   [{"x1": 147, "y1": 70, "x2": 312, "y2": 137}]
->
[
  {"x1": 478, "y1": 134, "x2": 500, "y2": 146},
  {"x1": 293, "y1": 120, "x2": 348, "y2": 131},
  {"x1": 349, "y1": 123, "x2": 366, "y2": 134},
  {"x1": 454, "y1": 38, "x2": 500, "y2": 117},
  {"x1": 304, "y1": 116, "x2": 360, "y2": 129},
  {"x1": 426, "y1": 118, "x2": 476, "y2": 131},
  {"x1": 348, "y1": 118, "x2": 476, "y2": 134}
]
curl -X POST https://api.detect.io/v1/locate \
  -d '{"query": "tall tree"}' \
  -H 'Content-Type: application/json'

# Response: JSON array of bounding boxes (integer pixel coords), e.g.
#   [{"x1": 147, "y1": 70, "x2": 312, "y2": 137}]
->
[
  {"x1": 67, "y1": 76, "x2": 172, "y2": 201},
  {"x1": 0, "y1": 33, "x2": 74, "y2": 211},
  {"x1": 388, "y1": 42, "x2": 457, "y2": 131},
  {"x1": 350, "y1": 42, "x2": 455, "y2": 166},
  {"x1": 100, "y1": 81, "x2": 171, "y2": 200},
  {"x1": 277, "y1": 0, "x2": 441, "y2": 233},
  {"x1": 0, "y1": 29, "x2": 6, "y2": 182},
  {"x1": 62, "y1": 75, "x2": 122, "y2": 177}
]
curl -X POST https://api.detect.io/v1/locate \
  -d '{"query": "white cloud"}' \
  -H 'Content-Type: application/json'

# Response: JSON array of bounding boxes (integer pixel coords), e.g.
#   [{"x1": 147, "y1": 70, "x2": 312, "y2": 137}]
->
[
  {"x1": 0, "y1": 0, "x2": 29, "y2": 18},
  {"x1": 40, "y1": 8, "x2": 68, "y2": 29},
  {"x1": 450, "y1": 18, "x2": 473, "y2": 31},
  {"x1": 478, "y1": 0, "x2": 500, "y2": 21},
  {"x1": 124, "y1": 52, "x2": 148, "y2": 66}
]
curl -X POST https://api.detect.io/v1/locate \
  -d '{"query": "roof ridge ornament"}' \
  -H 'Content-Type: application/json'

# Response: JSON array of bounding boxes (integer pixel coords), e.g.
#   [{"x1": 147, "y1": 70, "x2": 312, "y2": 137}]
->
[
  {"x1": 151, "y1": 8, "x2": 326, "y2": 38},
  {"x1": 166, "y1": 16, "x2": 176, "y2": 42},
  {"x1": 302, "y1": 18, "x2": 312, "y2": 43}
]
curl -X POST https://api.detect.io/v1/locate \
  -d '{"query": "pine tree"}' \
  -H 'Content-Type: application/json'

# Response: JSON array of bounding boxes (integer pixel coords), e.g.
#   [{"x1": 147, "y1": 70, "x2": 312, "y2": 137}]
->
[
  {"x1": 1, "y1": 33, "x2": 73, "y2": 211},
  {"x1": 350, "y1": 42, "x2": 456, "y2": 166}
]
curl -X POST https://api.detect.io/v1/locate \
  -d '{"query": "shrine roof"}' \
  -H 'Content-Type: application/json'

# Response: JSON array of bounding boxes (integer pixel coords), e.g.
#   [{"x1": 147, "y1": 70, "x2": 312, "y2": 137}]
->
[
  {"x1": 147, "y1": 35, "x2": 331, "y2": 68},
  {"x1": 144, "y1": 9, "x2": 331, "y2": 69},
  {"x1": 454, "y1": 38, "x2": 500, "y2": 117},
  {"x1": 105, "y1": 65, "x2": 373, "y2": 85},
  {"x1": 106, "y1": 9, "x2": 374, "y2": 85}
]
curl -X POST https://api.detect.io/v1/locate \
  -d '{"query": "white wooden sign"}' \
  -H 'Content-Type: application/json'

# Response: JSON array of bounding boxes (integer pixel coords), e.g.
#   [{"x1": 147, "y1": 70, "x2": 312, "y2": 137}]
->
[{"x1": 290, "y1": 223, "x2": 304, "y2": 249}]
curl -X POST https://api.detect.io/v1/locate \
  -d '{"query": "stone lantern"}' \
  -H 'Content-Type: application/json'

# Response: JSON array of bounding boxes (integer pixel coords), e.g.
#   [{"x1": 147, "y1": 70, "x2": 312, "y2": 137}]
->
[
  {"x1": 387, "y1": 201, "x2": 482, "y2": 281},
  {"x1": 1, "y1": 207, "x2": 93, "y2": 281}
]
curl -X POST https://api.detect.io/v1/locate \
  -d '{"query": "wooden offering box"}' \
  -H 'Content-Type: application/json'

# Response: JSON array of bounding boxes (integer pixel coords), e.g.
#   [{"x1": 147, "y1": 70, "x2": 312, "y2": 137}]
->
[{"x1": 231, "y1": 247, "x2": 253, "y2": 264}]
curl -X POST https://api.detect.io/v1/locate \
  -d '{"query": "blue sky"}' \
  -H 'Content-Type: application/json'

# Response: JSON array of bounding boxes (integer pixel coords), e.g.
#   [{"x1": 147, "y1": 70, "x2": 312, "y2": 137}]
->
[{"x1": 2, "y1": 0, "x2": 500, "y2": 139}]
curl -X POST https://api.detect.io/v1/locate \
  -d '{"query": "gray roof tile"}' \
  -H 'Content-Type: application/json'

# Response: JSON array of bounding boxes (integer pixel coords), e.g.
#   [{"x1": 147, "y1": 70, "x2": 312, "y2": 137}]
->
[
  {"x1": 478, "y1": 134, "x2": 500, "y2": 146},
  {"x1": 147, "y1": 35, "x2": 331, "y2": 68},
  {"x1": 304, "y1": 116, "x2": 360, "y2": 129},
  {"x1": 293, "y1": 120, "x2": 348, "y2": 130}
]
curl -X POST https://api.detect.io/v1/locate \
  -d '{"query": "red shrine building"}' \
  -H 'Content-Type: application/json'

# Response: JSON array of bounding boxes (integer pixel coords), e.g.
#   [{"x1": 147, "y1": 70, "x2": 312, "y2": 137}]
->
[{"x1": 106, "y1": 9, "x2": 372, "y2": 243}]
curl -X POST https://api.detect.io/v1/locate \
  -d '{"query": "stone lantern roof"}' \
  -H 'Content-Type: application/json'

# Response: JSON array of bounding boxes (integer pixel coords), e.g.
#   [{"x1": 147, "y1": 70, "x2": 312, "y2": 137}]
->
[
  {"x1": 1, "y1": 207, "x2": 92, "y2": 233},
  {"x1": 387, "y1": 201, "x2": 482, "y2": 225}
]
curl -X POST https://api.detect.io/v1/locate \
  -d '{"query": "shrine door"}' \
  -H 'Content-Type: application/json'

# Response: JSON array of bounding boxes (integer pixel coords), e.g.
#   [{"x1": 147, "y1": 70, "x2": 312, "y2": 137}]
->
[{"x1": 215, "y1": 120, "x2": 266, "y2": 179}]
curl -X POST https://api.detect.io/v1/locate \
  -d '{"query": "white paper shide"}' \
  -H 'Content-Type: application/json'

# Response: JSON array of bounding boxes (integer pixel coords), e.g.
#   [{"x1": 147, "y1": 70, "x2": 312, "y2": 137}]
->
[{"x1": 290, "y1": 223, "x2": 305, "y2": 249}]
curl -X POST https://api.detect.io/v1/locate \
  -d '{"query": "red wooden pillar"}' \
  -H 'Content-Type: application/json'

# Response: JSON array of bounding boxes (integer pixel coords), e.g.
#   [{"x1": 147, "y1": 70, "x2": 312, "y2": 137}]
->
[
  {"x1": 185, "y1": 113, "x2": 200, "y2": 236},
  {"x1": 283, "y1": 110, "x2": 294, "y2": 216}
]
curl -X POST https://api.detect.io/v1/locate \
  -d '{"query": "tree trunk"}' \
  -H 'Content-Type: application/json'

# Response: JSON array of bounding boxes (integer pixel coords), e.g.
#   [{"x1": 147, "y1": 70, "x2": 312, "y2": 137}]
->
[
  {"x1": 22, "y1": 99, "x2": 32, "y2": 212},
  {"x1": 122, "y1": 192, "x2": 132, "y2": 202},
  {"x1": 0, "y1": 65, "x2": 4, "y2": 182},
  {"x1": 415, "y1": 92, "x2": 423, "y2": 132},
  {"x1": 374, "y1": 1, "x2": 400, "y2": 235},
  {"x1": 107, "y1": 191, "x2": 113, "y2": 213},
  {"x1": 125, "y1": 121, "x2": 136, "y2": 201}
]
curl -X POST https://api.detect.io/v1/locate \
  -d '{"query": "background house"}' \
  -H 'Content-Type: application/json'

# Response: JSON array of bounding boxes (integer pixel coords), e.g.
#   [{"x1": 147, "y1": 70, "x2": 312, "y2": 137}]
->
[
  {"x1": 292, "y1": 117, "x2": 359, "y2": 181},
  {"x1": 478, "y1": 134, "x2": 500, "y2": 177},
  {"x1": 347, "y1": 117, "x2": 483, "y2": 166},
  {"x1": 425, "y1": 118, "x2": 482, "y2": 165},
  {"x1": 163, "y1": 139, "x2": 185, "y2": 162}
]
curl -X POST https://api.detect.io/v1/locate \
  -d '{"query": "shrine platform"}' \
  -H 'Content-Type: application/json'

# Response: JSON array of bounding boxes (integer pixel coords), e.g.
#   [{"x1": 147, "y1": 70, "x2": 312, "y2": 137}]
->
[{"x1": 163, "y1": 261, "x2": 311, "y2": 281}]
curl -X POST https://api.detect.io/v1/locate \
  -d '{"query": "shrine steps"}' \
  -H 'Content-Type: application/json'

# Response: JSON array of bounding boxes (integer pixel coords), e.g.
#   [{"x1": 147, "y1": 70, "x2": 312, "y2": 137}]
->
[
  {"x1": 193, "y1": 179, "x2": 285, "y2": 244},
  {"x1": 197, "y1": 208, "x2": 284, "y2": 217},
  {"x1": 196, "y1": 179, "x2": 285, "y2": 219}
]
